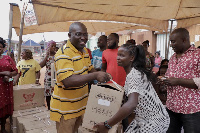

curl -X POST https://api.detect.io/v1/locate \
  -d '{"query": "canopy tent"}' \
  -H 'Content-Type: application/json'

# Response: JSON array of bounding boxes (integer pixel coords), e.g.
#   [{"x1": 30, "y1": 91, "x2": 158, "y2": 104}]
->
[
  {"x1": 12, "y1": 6, "x2": 163, "y2": 36},
  {"x1": 22, "y1": 39, "x2": 40, "y2": 47},
  {"x1": 32, "y1": 0, "x2": 200, "y2": 31}
]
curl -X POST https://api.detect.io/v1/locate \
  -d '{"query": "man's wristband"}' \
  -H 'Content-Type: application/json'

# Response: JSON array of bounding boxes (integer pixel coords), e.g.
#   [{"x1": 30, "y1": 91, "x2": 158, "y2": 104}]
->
[
  {"x1": 104, "y1": 121, "x2": 112, "y2": 129},
  {"x1": 36, "y1": 79, "x2": 39, "y2": 81}
]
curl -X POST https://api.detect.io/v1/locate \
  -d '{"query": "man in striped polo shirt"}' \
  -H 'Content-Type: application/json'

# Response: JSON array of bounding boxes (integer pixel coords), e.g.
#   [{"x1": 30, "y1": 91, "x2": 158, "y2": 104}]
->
[{"x1": 50, "y1": 22, "x2": 111, "y2": 133}]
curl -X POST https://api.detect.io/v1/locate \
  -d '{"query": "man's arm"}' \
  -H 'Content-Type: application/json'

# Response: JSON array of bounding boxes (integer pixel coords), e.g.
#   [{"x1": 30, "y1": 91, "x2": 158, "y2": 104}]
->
[
  {"x1": 35, "y1": 71, "x2": 40, "y2": 84},
  {"x1": 13, "y1": 73, "x2": 20, "y2": 85},
  {"x1": 101, "y1": 63, "x2": 107, "y2": 72},
  {"x1": 89, "y1": 68, "x2": 97, "y2": 73},
  {"x1": 61, "y1": 71, "x2": 110, "y2": 88},
  {"x1": 163, "y1": 77, "x2": 198, "y2": 89}
]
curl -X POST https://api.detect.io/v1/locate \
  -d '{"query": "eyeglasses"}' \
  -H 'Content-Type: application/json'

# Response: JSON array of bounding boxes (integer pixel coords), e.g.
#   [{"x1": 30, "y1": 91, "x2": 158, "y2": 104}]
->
[{"x1": 71, "y1": 32, "x2": 88, "y2": 37}]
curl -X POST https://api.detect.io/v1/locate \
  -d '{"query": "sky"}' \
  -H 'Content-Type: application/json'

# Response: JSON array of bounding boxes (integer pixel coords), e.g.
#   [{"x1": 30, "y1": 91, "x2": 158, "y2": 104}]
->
[{"x1": 0, "y1": 0, "x2": 69, "y2": 43}]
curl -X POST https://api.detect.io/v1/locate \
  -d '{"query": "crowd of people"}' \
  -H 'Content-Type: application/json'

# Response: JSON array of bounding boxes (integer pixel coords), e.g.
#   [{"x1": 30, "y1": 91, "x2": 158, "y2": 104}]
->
[{"x1": 0, "y1": 22, "x2": 200, "y2": 133}]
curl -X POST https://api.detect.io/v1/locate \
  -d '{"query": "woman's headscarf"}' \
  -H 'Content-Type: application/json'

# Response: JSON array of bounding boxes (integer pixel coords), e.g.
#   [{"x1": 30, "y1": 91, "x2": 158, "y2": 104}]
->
[{"x1": 46, "y1": 40, "x2": 56, "y2": 51}]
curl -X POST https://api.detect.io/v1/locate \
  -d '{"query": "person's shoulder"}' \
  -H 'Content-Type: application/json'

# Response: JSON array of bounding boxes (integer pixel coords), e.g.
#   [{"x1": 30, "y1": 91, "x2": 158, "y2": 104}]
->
[
  {"x1": 128, "y1": 67, "x2": 141, "y2": 77},
  {"x1": 92, "y1": 49, "x2": 98, "y2": 53},
  {"x1": 32, "y1": 59, "x2": 40, "y2": 63},
  {"x1": 193, "y1": 48, "x2": 200, "y2": 59},
  {"x1": 93, "y1": 49, "x2": 101, "y2": 54},
  {"x1": 17, "y1": 59, "x2": 24, "y2": 65},
  {"x1": 194, "y1": 47, "x2": 200, "y2": 54},
  {"x1": 103, "y1": 49, "x2": 109, "y2": 52},
  {"x1": 168, "y1": 53, "x2": 176, "y2": 60},
  {"x1": 103, "y1": 49, "x2": 116, "y2": 53},
  {"x1": 56, "y1": 46, "x2": 72, "y2": 56},
  {"x1": 3, "y1": 55, "x2": 11, "y2": 59}
]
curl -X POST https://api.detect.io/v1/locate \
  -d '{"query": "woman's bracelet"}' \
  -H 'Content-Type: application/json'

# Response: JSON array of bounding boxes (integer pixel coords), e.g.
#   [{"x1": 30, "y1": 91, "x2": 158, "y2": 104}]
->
[{"x1": 104, "y1": 121, "x2": 112, "y2": 129}]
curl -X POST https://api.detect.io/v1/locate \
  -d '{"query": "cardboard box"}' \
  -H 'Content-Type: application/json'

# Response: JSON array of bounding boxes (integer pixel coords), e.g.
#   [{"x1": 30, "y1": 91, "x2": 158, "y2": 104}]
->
[
  {"x1": 26, "y1": 126, "x2": 57, "y2": 133},
  {"x1": 82, "y1": 83, "x2": 124, "y2": 132},
  {"x1": 13, "y1": 84, "x2": 45, "y2": 110},
  {"x1": 13, "y1": 106, "x2": 55, "y2": 133},
  {"x1": 17, "y1": 119, "x2": 47, "y2": 133},
  {"x1": 78, "y1": 126, "x2": 94, "y2": 133},
  {"x1": 12, "y1": 106, "x2": 48, "y2": 133}
]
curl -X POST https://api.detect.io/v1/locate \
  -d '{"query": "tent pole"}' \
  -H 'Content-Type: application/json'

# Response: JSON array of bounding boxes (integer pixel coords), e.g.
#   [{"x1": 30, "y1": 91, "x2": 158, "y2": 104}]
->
[
  {"x1": 17, "y1": 5, "x2": 25, "y2": 63},
  {"x1": 165, "y1": 33, "x2": 168, "y2": 59},
  {"x1": 166, "y1": 20, "x2": 174, "y2": 59},
  {"x1": 8, "y1": 3, "x2": 13, "y2": 56}
]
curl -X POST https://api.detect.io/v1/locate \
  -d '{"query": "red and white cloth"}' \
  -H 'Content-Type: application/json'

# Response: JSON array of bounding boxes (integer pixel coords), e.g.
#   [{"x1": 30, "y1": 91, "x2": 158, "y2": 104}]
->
[
  {"x1": 165, "y1": 46, "x2": 200, "y2": 114},
  {"x1": 193, "y1": 78, "x2": 200, "y2": 90}
]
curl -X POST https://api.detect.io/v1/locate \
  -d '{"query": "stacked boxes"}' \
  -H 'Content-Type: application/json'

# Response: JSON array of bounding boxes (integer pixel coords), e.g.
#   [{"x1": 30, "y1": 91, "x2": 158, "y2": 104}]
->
[
  {"x1": 12, "y1": 106, "x2": 56, "y2": 133},
  {"x1": 12, "y1": 84, "x2": 56, "y2": 133}
]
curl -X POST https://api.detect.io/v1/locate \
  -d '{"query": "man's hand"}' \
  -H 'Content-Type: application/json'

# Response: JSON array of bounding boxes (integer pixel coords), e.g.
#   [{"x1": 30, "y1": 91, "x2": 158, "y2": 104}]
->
[
  {"x1": 35, "y1": 79, "x2": 40, "y2": 85},
  {"x1": 163, "y1": 77, "x2": 179, "y2": 86},
  {"x1": 93, "y1": 122, "x2": 109, "y2": 133},
  {"x1": 96, "y1": 72, "x2": 111, "y2": 83}
]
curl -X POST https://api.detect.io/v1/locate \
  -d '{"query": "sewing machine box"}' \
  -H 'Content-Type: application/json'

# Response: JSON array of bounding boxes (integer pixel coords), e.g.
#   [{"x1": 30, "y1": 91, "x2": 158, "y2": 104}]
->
[
  {"x1": 12, "y1": 106, "x2": 49, "y2": 133},
  {"x1": 13, "y1": 84, "x2": 45, "y2": 111},
  {"x1": 25, "y1": 126, "x2": 57, "y2": 133},
  {"x1": 17, "y1": 114, "x2": 56, "y2": 133},
  {"x1": 82, "y1": 83, "x2": 124, "y2": 132}
]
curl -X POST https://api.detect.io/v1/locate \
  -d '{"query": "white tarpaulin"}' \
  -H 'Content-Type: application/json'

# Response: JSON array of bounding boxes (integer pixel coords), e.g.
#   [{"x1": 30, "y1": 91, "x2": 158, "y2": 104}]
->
[
  {"x1": 32, "y1": 0, "x2": 200, "y2": 31},
  {"x1": 13, "y1": 5, "x2": 163, "y2": 35}
]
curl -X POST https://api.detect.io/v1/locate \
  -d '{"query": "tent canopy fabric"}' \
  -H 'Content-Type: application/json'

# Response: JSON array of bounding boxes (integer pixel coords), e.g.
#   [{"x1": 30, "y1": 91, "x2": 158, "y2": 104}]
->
[
  {"x1": 22, "y1": 39, "x2": 40, "y2": 47},
  {"x1": 13, "y1": 6, "x2": 163, "y2": 36},
  {"x1": 32, "y1": 0, "x2": 200, "y2": 31}
]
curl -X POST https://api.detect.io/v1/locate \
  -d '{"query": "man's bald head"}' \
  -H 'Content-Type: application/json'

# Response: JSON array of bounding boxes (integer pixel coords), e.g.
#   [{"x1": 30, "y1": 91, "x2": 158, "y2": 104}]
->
[
  {"x1": 171, "y1": 28, "x2": 190, "y2": 41},
  {"x1": 170, "y1": 28, "x2": 191, "y2": 54},
  {"x1": 68, "y1": 22, "x2": 88, "y2": 52},
  {"x1": 69, "y1": 22, "x2": 87, "y2": 33}
]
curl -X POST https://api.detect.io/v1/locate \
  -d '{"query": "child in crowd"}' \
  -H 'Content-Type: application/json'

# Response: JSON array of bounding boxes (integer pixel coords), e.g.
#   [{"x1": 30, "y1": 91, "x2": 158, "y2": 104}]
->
[
  {"x1": 94, "y1": 44, "x2": 169, "y2": 133},
  {"x1": 155, "y1": 65, "x2": 168, "y2": 105},
  {"x1": 160, "y1": 59, "x2": 169, "y2": 66}
]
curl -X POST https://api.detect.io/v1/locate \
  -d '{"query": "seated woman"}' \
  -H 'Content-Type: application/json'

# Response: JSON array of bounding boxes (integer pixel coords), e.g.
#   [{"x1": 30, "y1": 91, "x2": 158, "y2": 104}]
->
[{"x1": 14, "y1": 49, "x2": 41, "y2": 85}]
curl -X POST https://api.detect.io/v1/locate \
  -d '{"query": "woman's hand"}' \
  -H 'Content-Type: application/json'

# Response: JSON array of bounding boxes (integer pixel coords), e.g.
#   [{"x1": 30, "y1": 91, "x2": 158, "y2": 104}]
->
[
  {"x1": 3, "y1": 76, "x2": 10, "y2": 82},
  {"x1": 93, "y1": 122, "x2": 109, "y2": 133},
  {"x1": 1, "y1": 71, "x2": 12, "y2": 77}
]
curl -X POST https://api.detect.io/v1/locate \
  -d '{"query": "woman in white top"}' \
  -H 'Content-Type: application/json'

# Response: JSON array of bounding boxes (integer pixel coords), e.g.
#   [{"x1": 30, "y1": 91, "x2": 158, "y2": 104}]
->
[{"x1": 94, "y1": 44, "x2": 170, "y2": 133}]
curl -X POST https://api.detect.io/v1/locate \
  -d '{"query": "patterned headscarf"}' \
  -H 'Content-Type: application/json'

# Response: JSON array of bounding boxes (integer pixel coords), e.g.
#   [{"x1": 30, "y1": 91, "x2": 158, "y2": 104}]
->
[{"x1": 46, "y1": 40, "x2": 56, "y2": 51}]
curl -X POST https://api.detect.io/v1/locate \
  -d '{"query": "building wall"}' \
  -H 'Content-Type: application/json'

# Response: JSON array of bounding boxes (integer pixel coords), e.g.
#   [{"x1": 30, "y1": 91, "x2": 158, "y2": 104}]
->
[
  {"x1": 187, "y1": 25, "x2": 200, "y2": 47},
  {"x1": 130, "y1": 31, "x2": 157, "y2": 55},
  {"x1": 119, "y1": 35, "x2": 130, "y2": 46}
]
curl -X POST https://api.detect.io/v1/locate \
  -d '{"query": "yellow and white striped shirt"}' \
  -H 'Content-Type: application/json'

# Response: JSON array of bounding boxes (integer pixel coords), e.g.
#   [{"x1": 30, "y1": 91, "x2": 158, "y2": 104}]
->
[{"x1": 50, "y1": 40, "x2": 93, "y2": 122}]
